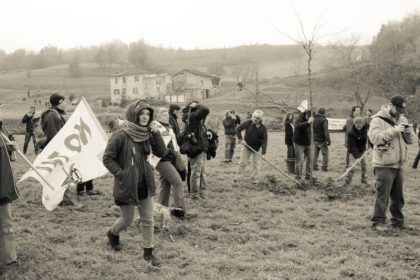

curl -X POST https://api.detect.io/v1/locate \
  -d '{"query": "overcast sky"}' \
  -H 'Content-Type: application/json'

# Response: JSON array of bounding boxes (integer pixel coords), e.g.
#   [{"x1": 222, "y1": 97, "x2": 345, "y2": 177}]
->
[{"x1": 1, "y1": 0, "x2": 419, "y2": 53}]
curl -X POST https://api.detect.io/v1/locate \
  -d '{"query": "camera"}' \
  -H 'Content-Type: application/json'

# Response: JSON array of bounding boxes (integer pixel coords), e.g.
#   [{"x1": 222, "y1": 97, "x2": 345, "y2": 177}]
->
[{"x1": 185, "y1": 133, "x2": 198, "y2": 145}]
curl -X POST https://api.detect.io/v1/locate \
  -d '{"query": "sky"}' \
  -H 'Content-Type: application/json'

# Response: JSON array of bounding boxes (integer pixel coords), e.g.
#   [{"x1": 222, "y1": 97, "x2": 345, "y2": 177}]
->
[{"x1": 0, "y1": 0, "x2": 419, "y2": 53}]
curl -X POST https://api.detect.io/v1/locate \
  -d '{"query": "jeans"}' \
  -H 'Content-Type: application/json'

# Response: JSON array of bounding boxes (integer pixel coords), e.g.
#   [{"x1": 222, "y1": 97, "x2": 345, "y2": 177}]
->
[
  {"x1": 0, "y1": 203, "x2": 17, "y2": 265},
  {"x1": 313, "y1": 141, "x2": 328, "y2": 169},
  {"x1": 236, "y1": 146, "x2": 262, "y2": 179},
  {"x1": 294, "y1": 143, "x2": 311, "y2": 178},
  {"x1": 372, "y1": 168, "x2": 404, "y2": 226},
  {"x1": 224, "y1": 135, "x2": 236, "y2": 160},
  {"x1": 111, "y1": 198, "x2": 154, "y2": 248},
  {"x1": 23, "y1": 131, "x2": 37, "y2": 154},
  {"x1": 188, "y1": 152, "x2": 207, "y2": 199},
  {"x1": 344, "y1": 154, "x2": 367, "y2": 183},
  {"x1": 156, "y1": 161, "x2": 186, "y2": 211}
]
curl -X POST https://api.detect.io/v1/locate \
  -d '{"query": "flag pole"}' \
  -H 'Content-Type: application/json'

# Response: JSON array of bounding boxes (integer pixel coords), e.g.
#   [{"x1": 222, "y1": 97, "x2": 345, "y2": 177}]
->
[{"x1": 0, "y1": 132, "x2": 54, "y2": 190}]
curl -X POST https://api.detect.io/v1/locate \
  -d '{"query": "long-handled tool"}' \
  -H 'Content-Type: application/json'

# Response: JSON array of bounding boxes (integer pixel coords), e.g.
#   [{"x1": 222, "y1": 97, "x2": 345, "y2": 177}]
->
[
  {"x1": 241, "y1": 142, "x2": 304, "y2": 189},
  {"x1": 1, "y1": 131, "x2": 54, "y2": 190},
  {"x1": 338, "y1": 148, "x2": 371, "y2": 182}
]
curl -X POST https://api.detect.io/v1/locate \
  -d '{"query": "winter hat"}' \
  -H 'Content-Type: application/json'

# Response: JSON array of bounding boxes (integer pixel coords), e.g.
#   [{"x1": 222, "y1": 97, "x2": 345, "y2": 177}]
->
[
  {"x1": 49, "y1": 93, "x2": 65, "y2": 106},
  {"x1": 318, "y1": 107, "x2": 326, "y2": 115}
]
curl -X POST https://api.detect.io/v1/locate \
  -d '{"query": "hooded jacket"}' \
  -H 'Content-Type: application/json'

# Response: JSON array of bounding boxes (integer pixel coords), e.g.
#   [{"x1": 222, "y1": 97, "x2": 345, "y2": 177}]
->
[
  {"x1": 181, "y1": 103, "x2": 210, "y2": 156},
  {"x1": 103, "y1": 100, "x2": 167, "y2": 204},
  {"x1": 368, "y1": 108, "x2": 415, "y2": 169},
  {"x1": 347, "y1": 124, "x2": 368, "y2": 158},
  {"x1": 0, "y1": 125, "x2": 18, "y2": 206}
]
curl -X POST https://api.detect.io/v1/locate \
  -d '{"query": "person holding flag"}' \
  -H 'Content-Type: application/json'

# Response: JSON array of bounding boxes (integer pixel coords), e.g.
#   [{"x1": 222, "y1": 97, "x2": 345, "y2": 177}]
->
[
  {"x1": 103, "y1": 100, "x2": 167, "y2": 266},
  {"x1": 0, "y1": 111, "x2": 18, "y2": 267}
]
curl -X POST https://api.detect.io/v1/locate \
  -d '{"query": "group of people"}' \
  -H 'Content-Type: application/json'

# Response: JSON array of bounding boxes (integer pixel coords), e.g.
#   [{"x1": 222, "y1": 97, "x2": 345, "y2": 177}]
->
[{"x1": 0, "y1": 94, "x2": 417, "y2": 269}]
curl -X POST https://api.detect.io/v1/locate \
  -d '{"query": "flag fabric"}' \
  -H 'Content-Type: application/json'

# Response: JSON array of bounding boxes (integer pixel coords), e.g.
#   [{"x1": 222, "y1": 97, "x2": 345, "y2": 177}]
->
[
  {"x1": 19, "y1": 98, "x2": 109, "y2": 211},
  {"x1": 297, "y1": 100, "x2": 308, "y2": 112}
]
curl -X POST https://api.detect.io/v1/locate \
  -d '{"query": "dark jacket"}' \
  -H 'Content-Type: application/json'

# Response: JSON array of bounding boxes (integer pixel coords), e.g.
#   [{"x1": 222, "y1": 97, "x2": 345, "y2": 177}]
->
[
  {"x1": 236, "y1": 119, "x2": 268, "y2": 154},
  {"x1": 0, "y1": 127, "x2": 18, "y2": 206},
  {"x1": 293, "y1": 112, "x2": 311, "y2": 146},
  {"x1": 284, "y1": 122, "x2": 294, "y2": 145},
  {"x1": 347, "y1": 124, "x2": 368, "y2": 158},
  {"x1": 22, "y1": 113, "x2": 35, "y2": 133},
  {"x1": 41, "y1": 107, "x2": 66, "y2": 144},
  {"x1": 102, "y1": 100, "x2": 167, "y2": 205},
  {"x1": 181, "y1": 104, "x2": 210, "y2": 157},
  {"x1": 313, "y1": 114, "x2": 330, "y2": 143},
  {"x1": 169, "y1": 113, "x2": 181, "y2": 145},
  {"x1": 223, "y1": 116, "x2": 238, "y2": 135}
]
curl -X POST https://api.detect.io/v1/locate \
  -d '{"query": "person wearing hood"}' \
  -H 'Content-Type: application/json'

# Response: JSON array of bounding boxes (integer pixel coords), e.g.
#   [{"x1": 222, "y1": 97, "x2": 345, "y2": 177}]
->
[
  {"x1": 169, "y1": 104, "x2": 182, "y2": 145},
  {"x1": 103, "y1": 100, "x2": 167, "y2": 266},
  {"x1": 0, "y1": 111, "x2": 19, "y2": 267},
  {"x1": 313, "y1": 107, "x2": 331, "y2": 171},
  {"x1": 343, "y1": 117, "x2": 368, "y2": 186},
  {"x1": 181, "y1": 101, "x2": 210, "y2": 200},
  {"x1": 151, "y1": 107, "x2": 188, "y2": 217},
  {"x1": 368, "y1": 95, "x2": 416, "y2": 231},
  {"x1": 293, "y1": 110, "x2": 314, "y2": 180}
]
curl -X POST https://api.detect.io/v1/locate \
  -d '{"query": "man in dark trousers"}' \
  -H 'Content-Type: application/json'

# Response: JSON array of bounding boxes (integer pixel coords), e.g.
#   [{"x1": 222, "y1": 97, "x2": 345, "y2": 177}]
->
[
  {"x1": 222, "y1": 110, "x2": 240, "y2": 163},
  {"x1": 181, "y1": 101, "x2": 210, "y2": 200},
  {"x1": 368, "y1": 95, "x2": 416, "y2": 231},
  {"x1": 313, "y1": 107, "x2": 330, "y2": 171},
  {"x1": 293, "y1": 110, "x2": 314, "y2": 180},
  {"x1": 344, "y1": 106, "x2": 361, "y2": 168},
  {"x1": 21, "y1": 106, "x2": 37, "y2": 155}
]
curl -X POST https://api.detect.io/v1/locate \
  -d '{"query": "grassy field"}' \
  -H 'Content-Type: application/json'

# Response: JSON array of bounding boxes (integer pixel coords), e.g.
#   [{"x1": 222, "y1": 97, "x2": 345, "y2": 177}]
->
[{"x1": 1, "y1": 131, "x2": 419, "y2": 280}]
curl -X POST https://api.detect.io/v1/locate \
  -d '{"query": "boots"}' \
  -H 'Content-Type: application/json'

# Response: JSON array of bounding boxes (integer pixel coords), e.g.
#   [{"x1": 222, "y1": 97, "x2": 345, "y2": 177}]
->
[
  {"x1": 107, "y1": 230, "x2": 121, "y2": 251},
  {"x1": 143, "y1": 248, "x2": 161, "y2": 266}
]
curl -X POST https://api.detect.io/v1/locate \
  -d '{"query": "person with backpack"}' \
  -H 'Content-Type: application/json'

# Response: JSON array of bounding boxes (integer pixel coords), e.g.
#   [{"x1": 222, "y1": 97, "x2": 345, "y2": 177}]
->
[
  {"x1": 103, "y1": 100, "x2": 167, "y2": 266},
  {"x1": 180, "y1": 101, "x2": 210, "y2": 200},
  {"x1": 368, "y1": 95, "x2": 416, "y2": 231}
]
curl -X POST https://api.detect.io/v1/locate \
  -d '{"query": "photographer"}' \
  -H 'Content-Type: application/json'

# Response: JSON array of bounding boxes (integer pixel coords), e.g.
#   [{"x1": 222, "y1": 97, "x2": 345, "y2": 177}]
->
[
  {"x1": 222, "y1": 110, "x2": 240, "y2": 163},
  {"x1": 181, "y1": 101, "x2": 209, "y2": 200}
]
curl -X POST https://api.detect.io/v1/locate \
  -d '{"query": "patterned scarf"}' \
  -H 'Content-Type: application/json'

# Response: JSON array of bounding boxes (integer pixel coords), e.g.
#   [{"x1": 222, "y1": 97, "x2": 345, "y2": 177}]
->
[{"x1": 119, "y1": 120, "x2": 150, "y2": 142}]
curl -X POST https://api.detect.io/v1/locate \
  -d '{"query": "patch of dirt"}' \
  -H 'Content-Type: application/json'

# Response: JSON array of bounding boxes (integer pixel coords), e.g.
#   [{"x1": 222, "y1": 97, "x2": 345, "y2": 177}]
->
[
  {"x1": 255, "y1": 174, "x2": 297, "y2": 196},
  {"x1": 319, "y1": 177, "x2": 376, "y2": 201}
]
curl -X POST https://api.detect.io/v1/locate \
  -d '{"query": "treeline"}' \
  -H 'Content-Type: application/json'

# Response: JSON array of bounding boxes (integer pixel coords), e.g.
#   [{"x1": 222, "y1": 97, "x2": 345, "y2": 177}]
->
[{"x1": 0, "y1": 40, "x2": 304, "y2": 76}]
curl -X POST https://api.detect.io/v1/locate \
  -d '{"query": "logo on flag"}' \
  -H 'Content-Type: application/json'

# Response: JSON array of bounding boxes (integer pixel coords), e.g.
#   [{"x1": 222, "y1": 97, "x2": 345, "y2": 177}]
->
[
  {"x1": 297, "y1": 100, "x2": 308, "y2": 112},
  {"x1": 19, "y1": 98, "x2": 109, "y2": 211}
]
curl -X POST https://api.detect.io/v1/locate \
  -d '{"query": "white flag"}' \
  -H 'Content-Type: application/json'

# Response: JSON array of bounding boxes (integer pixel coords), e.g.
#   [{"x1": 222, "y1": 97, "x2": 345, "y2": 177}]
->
[
  {"x1": 19, "y1": 97, "x2": 109, "y2": 211},
  {"x1": 297, "y1": 100, "x2": 308, "y2": 112}
]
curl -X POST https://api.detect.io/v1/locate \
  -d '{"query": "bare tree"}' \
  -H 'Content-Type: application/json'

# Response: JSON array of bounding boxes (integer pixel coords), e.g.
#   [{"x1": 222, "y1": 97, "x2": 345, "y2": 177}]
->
[{"x1": 331, "y1": 36, "x2": 376, "y2": 111}]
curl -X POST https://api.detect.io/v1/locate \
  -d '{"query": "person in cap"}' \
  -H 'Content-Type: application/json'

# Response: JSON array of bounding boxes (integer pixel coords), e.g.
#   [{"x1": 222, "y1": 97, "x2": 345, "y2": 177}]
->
[
  {"x1": 103, "y1": 100, "x2": 167, "y2": 266},
  {"x1": 313, "y1": 107, "x2": 330, "y2": 171},
  {"x1": 41, "y1": 93, "x2": 66, "y2": 145},
  {"x1": 368, "y1": 95, "x2": 416, "y2": 231},
  {"x1": 0, "y1": 111, "x2": 19, "y2": 267}
]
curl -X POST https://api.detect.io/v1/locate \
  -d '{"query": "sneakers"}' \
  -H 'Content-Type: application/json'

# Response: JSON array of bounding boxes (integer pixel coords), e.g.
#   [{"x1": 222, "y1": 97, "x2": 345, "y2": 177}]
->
[
  {"x1": 107, "y1": 230, "x2": 122, "y2": 251},
  {"x1": 371, "y1": 223, "x2": 388, "y2": 232},
  {"x1": 143, "y1": 248, "x2": 161, "y2": 266},
  {"x1": 391, "y1": 223, "x2": 415, "y2": 231},
  {"x1": 313, "y1": 166, "x2": 319, "y2": 171}
]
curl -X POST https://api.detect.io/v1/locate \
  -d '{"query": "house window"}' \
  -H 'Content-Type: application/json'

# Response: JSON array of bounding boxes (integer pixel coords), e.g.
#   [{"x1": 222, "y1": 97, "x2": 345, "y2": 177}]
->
[
  {"x1": 114, "y1": 78, "x2": 118, "y2": 84},
  {"x1": 133, "y1": 87, "x2": 138, "y2": 94},
  {"x1": 134, "y1": 76, "x2": 139, "y2": 82},
  {"x1": 123, "y1": 77, "x2": 126, "y2": 83},
  {"x1": 114, "y1": 89, "x2": 120, "y2": 95}
]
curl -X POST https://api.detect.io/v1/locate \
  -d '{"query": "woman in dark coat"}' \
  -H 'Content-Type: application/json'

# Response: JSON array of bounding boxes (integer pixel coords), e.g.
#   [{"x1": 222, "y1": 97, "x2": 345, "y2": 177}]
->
[
  {"x1": 103, "y1": 100, "x2": 167, "y2": 266},
  {"x1": 0, "y1": 113, "x2": 18, "y2": 266},
  {"x1": 284, "y1": 113, "x2": 295, "y2": 159}
]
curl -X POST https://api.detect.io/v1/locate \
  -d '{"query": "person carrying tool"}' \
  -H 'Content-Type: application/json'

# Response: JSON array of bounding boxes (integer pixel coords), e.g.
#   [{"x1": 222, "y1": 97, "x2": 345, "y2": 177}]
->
[{"x1": 233, "y1": 110, "x2": 267, "y2": 184}]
